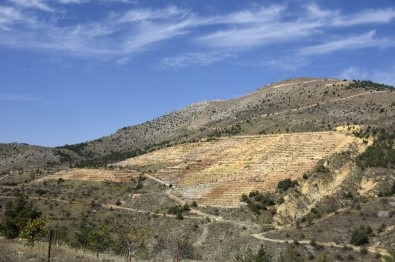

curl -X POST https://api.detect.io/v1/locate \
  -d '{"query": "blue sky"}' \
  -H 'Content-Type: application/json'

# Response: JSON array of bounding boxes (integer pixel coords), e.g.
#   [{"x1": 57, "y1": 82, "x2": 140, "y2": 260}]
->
[{"x1": 1, "y1": 0, "x2": 395, "y2": 147}]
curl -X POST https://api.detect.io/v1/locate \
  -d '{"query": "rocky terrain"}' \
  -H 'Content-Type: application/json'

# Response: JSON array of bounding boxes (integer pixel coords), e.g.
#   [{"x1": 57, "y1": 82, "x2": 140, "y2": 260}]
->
[{"x1": 0, "y1": 78, "x2": 394, "y2": 261}]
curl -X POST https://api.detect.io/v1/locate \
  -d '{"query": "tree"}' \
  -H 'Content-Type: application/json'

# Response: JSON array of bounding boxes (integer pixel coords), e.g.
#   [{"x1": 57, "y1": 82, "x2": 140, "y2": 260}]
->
[
  {"x1": 126, "y1": 227, "x2": 149, "y2": 262},
  {"x1": 87, "y1": 225, "x2": 112, "y2": 258},
  {"x1": 19, "y1": 217, "x2": 48, "y2": 247},
  {"x1": 235, "y1": 245, "x2": 272, "y2": 262},
  {"x1": 0, "y1": 195, "x2": 41, "y2": 239}
]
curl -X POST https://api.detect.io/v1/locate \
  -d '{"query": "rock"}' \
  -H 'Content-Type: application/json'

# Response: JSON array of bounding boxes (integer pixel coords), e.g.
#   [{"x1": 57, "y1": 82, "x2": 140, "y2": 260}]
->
[
  {"x1": 305, "y1": 244, "x2": 315, "y2": 257},
  {"x1": 378, "y1": 211, "x2": 390, "y2": 218}
]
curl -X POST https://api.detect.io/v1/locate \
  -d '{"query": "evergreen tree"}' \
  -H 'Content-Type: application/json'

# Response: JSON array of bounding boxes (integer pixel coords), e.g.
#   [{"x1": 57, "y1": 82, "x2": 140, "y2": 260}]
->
[{"x1": 0, "y1": 195, "x2": 41, "y2": 239}]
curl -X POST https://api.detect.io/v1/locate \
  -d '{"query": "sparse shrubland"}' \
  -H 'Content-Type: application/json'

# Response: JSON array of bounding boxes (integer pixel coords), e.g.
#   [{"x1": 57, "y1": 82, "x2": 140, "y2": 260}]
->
[
  {"x1": 356, "y1": 129, "x2": 395, "y2": 169},
  {"x1": 350, "y1": 226, "x2": 373, "y2": 246},
  {"x1": 241, "y1": 191, "x2": 276, "y2": 215},
  {"x1": 277, "y1": 178, "x2": 298, "y2": 192}
]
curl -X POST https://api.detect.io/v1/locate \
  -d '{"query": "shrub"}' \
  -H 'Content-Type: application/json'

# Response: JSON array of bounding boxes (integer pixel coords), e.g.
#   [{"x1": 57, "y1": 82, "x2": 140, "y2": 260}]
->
[
  {"x1": 277, "y1": 178, "x2": 297, "y2": 191},
  {"x1": 241, "y1": 191, "x2": 275, "y2": 215},
  {"x1": 356, "y1": 131, "x2": 395, "y2": 169},
  {"x1": 235, "y1": 245, "x2": 273, "y2": 262},
  {"x1": 384, "y1": 248, "x2": 395, "y2": 262},
  {"x1": 0, "y1": 195, "x2": 41, "y2": 239},
  {"x1": 350, "y1": 226, "x2": 372, "y2": 246}
]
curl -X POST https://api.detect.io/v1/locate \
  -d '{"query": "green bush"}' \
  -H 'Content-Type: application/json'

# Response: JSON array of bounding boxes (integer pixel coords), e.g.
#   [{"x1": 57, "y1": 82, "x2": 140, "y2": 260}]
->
[
  {"x1": 235, "y1": 245, "x2": 272, "y2": 262},
  {"x1": 241, "y1": 191, "x2": 275, "y2": 215},
  {"x1": 277, "y1": 178, "x2": 297, "y2": 191},
  {"x1": 356, "y1": 131, "x2": 395, "y2": 169},
  {"x1": 168, "y1": 204, "x2": 190, "y2": 219},
  {"x1": 350, "y1": 226, "x2": 372, "y2": 246}
]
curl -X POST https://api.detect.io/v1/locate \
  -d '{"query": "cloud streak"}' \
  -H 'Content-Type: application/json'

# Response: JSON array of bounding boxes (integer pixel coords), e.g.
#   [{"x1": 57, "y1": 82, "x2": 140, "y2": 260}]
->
[
  {"x1": 298, "y1": 30, "x2": 392, "y2": 56},
  {"x1": 0, "y1": 94, "x2": 41, "y2": 101},
  {"x1": 8, "y1": 0, "x2": 54, "y2": 12},
  {"x1": 160, "y1": 52, "x2": 235, "y2": 69},
  {"x1": 0, "y1": 2, "x2": 394, "y2": 66}
]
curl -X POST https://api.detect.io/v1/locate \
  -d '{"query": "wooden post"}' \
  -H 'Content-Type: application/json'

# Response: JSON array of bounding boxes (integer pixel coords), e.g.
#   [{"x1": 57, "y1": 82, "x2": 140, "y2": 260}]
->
[
  {"x1": 175, "y1": 241, "x2": 180, "y2": 262},
  {"x1": 47, "y1": 230, "x2": 53, "y2": 262}
]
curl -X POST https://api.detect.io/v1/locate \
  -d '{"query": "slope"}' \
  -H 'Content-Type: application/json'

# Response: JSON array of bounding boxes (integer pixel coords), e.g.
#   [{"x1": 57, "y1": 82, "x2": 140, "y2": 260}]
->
[{"x1": 115, "y1": 129, "x2": 366, "y2": 207}]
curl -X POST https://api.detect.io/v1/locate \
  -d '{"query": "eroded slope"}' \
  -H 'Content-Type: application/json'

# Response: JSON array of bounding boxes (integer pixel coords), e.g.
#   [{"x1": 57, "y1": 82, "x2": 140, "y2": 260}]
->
[{"x1": 117, "y1": 130, "x2": 365, "y2": 207}]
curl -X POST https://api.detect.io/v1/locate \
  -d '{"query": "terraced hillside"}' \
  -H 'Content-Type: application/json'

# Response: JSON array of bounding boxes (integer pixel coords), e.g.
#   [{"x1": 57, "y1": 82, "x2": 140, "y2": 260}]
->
[
  {"x1": 35, "y1": 168, "x2": 140, "y2": 183},
  {"x1": 117, "y1": 130, "x2": 366, "y2": 207}
]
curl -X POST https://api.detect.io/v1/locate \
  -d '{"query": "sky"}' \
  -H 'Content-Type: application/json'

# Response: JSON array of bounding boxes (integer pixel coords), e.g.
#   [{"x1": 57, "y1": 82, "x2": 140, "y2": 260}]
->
[{"x1": 1, "y1": 0, "x2": 395, "y2": 147}]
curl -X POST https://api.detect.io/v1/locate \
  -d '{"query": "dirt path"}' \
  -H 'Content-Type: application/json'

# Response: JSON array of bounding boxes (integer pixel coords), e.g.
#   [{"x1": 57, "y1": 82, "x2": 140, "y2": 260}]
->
[
  {"x1": 194, "y1": 224, "x2": 209, "y2": 246},
  {"x1": 253, "y1": 231, "x2": 388, "y2": 256},
  {"x1": 104, "y1": 204, "x2": 203, "y2": 220},
  {"x1": 145, "y1": 174, "x2": 224, "y2": 221},
  {"x1": 0, "y1": 174, "x2": 9, "y2": 181}
]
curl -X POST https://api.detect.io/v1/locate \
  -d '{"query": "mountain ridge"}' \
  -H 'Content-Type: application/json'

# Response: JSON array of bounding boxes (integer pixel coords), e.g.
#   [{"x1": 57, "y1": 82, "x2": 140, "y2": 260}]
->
[{"x1": 1, "y1": 77, "x2": 394, "y2": 172}]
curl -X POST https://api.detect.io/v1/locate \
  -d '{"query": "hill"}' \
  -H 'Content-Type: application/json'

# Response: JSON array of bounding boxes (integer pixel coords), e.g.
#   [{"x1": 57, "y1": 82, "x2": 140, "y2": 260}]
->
[
  {"x1": 0, "y1": 78, "x2": 395, "y2": 261},
  {"x1": 1, "y1": 78, "x2": 394, "y2": 170},
  {"x1": 115, "y1": 130, "x2": 365, "y2": 208}
]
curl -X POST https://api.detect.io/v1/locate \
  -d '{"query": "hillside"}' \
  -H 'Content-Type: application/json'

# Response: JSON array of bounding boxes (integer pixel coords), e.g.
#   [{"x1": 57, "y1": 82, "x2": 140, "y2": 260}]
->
[
  {"x1": 1, "y1": 78, "x2": 394, "y2": 170},
  {"x1": 1, "y1": 78, "x2": 395, "y2": 261},
  {"x1": 116, "y1": 129, "x2": 366, "y2": 208},
  {"x1": 66, "y1": 78, "x2": 395, "y2": 163}
]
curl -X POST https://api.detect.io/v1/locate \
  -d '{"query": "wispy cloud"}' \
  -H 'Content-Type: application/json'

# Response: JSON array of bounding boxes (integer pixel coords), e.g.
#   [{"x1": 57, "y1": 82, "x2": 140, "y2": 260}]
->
[
  {"x1": 58, "y1": 0, "x2": 88, "y2": 4},
  {"x1": 0, "y1": 94, "x2": 41, "y2": 101},
  {"x1": 160, "y1": 52, "x2": 234, "y2": 69},
  {"x1": 0, "y1": 5, "x2": 198, "y2": 59},
  {"x1": 332, "y1": 8, "x2": 395, "y2": 27},
  {"x1": 297, "y1": 30, "x2": 391, "y2": 56},
  {"x1": 339, "y1": 67, "x2": 368, "y2": 80},
  {"x1": 7, "y1": 0, "x2": 54, "y2": 12},
  {"x1": 0, "y1": 2, "x2": 394, "y2": 65}
]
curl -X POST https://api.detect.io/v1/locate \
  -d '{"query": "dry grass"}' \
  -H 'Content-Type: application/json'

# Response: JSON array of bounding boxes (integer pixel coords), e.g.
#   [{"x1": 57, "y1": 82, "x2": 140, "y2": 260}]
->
[
  {"x1": 0, "y1": 238, "x2": 124, "y2": 262},
  {"x1": 35, "y1": 168, "x2": 140, "y2": 183}
]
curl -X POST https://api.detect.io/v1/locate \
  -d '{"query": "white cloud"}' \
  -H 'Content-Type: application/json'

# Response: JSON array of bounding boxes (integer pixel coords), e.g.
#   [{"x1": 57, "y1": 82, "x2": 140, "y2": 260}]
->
[
  {"x1": 160, "y1": 52, "x2": 234, "y2": 69},
  {"x1": 332, "y1": 8, "x2": 395, "y2": 27},
  {"x1": 112, "y1": 6, "x2": 187, "y2": 23},
  {"x1": 373, "y1": 67, "x2": 395, "y2": 86},
  {"x1": 8, "y1": 0, "x2": 53, "y2": 12},
  {"x1": 297, "y1": 30, "x2": 391, "y2": 56},
  {"x1": 0, "y1": 2, "x2": 394, "y2": 65},
  {"x1": 339, "y1": 67, "x2": 368, "y2": 80},
  {"x1": 0, "y1": 6, "x2": 22, "y2": 29},
  {"x1": 339, "y1": 66, "x2": 395, "y2": 86},
  {"x1": 0, "y1": 5, "x2": 197, "y2": 59},
  {"x1": 0, "y1": 94, "x2": 40, "y2": 101},
  {"x1": 58, "y1": 0, "x2": 87, "y2": 4},
  {"x1": 305, "y1": 3, "x2": 337, "y2": 19}
]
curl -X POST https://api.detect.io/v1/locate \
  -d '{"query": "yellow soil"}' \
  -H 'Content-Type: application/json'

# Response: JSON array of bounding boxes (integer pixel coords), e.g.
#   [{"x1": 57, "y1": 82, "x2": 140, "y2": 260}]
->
[
  {"x1": 117, "y1": 131, "x2": 364, "y2": 207},
  {"x1": 359, "y1": 178, "x2": 378, "y2": 196}
]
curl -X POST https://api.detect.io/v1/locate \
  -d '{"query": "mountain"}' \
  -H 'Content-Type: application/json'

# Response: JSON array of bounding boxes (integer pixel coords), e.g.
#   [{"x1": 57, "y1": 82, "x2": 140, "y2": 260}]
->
[
  {"x1": 1, "y1": 77, "x2": 395, "y2": 261},
  {"x1": 1, "y1": 77, "x2": 394, "y2": 171}
]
